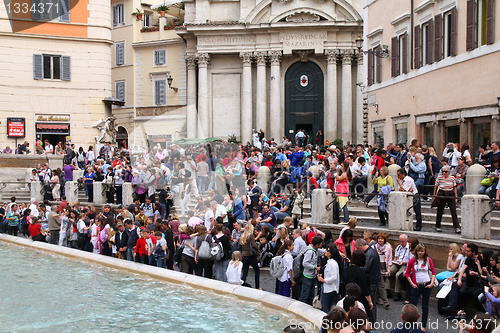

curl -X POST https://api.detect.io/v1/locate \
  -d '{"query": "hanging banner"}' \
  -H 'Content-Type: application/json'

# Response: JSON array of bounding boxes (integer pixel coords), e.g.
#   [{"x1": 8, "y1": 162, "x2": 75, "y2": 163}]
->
[{"x1": 7, "y1": 117, "x2": 25, "y2": 138}]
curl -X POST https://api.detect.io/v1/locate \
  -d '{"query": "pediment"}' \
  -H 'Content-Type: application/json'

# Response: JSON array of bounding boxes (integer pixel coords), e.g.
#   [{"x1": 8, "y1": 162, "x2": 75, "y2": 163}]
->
[{"x1": 285, "y1": 11, "x2": 321, "y2": 22}]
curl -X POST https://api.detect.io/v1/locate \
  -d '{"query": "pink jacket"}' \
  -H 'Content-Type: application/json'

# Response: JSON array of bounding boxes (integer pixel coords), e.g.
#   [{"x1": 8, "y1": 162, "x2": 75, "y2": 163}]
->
[
  {"x1": 376, "y1": 243, "x2": 393, "y2": 274},
  {"x1": 334, "y1": 238, "x2": 356, "y2": 260}
]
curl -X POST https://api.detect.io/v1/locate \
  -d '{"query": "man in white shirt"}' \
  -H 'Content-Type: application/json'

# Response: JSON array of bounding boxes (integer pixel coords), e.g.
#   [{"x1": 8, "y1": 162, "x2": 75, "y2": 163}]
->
[
  {"x1": 204, "y1": 200, "x2": 215, "y2": 231},
  {"x1": 442, "y1": 142, "x2": 461, "y2": 168},
  {"x1": 183, "y1": 155, "x2": 199, "y2": 198},
  {"x1": 390, "y1": 234, "x2": 411, "y2": 301},
  {"x1": 214, "y1": 202, "x2": 228, "y2": 226},
  {"x1": 29, "y1": 199, "x2": 39, "y2": 218},
  {"x1": 396, "y1": 168, "x2": 423, "y2": 231}
]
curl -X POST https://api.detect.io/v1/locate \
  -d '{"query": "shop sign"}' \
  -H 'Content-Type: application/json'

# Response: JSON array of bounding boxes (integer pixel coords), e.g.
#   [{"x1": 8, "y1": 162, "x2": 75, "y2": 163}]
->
[
  {"x1": 36, "y1": 114, "x2": 70, "y2": 122},
  {"x1": 7, "y1": 117, "x2": 25, "y2": 138}
]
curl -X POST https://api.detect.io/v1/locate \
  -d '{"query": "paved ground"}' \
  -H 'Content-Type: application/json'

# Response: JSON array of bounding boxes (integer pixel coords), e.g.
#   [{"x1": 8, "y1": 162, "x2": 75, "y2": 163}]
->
[{"x1": 244, "y1": 270, "x2": 460, "y2": 333}]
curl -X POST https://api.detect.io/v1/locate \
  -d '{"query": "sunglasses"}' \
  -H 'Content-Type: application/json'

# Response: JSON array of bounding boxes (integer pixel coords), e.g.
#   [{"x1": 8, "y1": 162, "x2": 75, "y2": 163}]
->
[{"x1": 442, "y1": 171, "x2": 449, "y2": 173}]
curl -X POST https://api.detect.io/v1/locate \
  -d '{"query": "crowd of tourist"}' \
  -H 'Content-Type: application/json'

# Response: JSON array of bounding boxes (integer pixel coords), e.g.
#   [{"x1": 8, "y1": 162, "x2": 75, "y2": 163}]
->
[{"x1": 2, "y1": 134, "x2": 500, "y2": 332}]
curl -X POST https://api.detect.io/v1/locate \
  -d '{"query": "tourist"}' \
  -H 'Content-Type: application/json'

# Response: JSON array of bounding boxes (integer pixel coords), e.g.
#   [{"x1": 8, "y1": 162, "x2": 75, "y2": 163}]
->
[
  {"x1": 396, "y1": 168, "x2": 422, "y2": 231},
  {"x1": 433, "y1": 165, "x2": 461, "y2": 233},
  {"x1": 390, "y1": 234, "x2": 411, "y2": 302},
  {"x1": 372, "y1": 166, "x2": 393, "y2": 226},
  {"x1": 239, "y1": 223, "x2": 260, "y2": 289},
  {"x1": 334, "y1": 228, "x2": 356, "y2": 264},
  {"x1": 479, "y1": 156, "x2": 500, "y2": 198},
  {"x1": 375, "y1": 232, "x2": 392, "y2": 309},
  {"x1": 321, "y1": 306, "x2": 347, "y2": 333},
  {"x1": 300, "y1": 236, "x2": 325, "y2": 305},
  {"x1": 84, "y1": 166, "x2": 95, "y2": 203},
  {"x1": 355, "y1": 238, "x2": 381, "y2": 322},
  {"x1": 436, "y1": 243, "x2": 464, "y2": 282},
  {"x1": 226, "y1": 251, "x2": 244, "y2": 285},
  {"x1": 134, "y1": 229, "x2": 149, "y2": 264},
  {"x1": 49, "y1": 169, "x2": 61, "y2": 201},
  {"x1": 347, "y1": 250, "x2": 373, "y2": 316},
  {"x1": 339, "y1": 217, "x2": 357, "y2": 240},
  {"x1": 318, "y1": 243, "x2": 340, "y2": 313},
  {"x1": 153, "y1": 231, "x2": 167, "y2": 268},
  {"x1": 6, "y1": 203, "x2": 20, "y2": 236},
  {"x1": 194, "y1": 225, "x2": 213, "y2": 278},
  {"x1": 213, "y1": 223, "x2": 231, "y2": 282},
  {"x1": 452, "y1": 156, "x2": 469, "y2": 198},
  {"x1": 339, "y1": 307, "x2": 375, "y2": 333},
  {"x1": 276, "y1": 239, "x2": 295, "y2": 297},
  {"x1": 47, "y1": 206, "x2": 61, "y2": 245},
  {"x1": 28, "y1": 216, "x2": 45, "y2": 242},
  {"x1": 389, "y1": 304, "x2": 426, "y2": 333},
  {"x1": 405, "y1": 244, "x2": 436, "y2": 330},
  {"x1": 458, "y1": 312, "x2": 494, "y2": 333}
]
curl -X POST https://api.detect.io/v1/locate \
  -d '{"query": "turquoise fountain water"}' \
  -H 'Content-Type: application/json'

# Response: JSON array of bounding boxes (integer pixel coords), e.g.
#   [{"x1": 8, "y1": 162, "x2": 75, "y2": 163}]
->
[{"x1": 0, "y1": 243, "x2": 298, "y2": 332}]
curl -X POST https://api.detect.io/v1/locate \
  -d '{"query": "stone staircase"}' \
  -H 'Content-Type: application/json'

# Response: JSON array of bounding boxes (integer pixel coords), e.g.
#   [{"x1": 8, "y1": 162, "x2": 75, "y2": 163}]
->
[{"x1": 300, "y1": 198, "x2": 500, "y2": 237}]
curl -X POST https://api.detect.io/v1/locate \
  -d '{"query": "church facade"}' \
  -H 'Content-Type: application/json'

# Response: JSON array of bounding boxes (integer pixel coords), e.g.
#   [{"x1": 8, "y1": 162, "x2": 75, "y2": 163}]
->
[{"x1": 178, "y1": 0, "x2": 366, "y2": 145}]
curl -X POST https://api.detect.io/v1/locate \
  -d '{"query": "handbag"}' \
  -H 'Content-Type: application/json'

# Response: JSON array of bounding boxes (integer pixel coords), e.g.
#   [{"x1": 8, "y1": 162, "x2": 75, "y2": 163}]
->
[
  {"x1": 481, "y1": 177, "x2": 494, "y2": 186},
  {"x1": 173, "y1": 241, "x2": 185, "y2": 263},
  {"x1": 430, "y1": 196, "x2": 440, "y2": 208}
]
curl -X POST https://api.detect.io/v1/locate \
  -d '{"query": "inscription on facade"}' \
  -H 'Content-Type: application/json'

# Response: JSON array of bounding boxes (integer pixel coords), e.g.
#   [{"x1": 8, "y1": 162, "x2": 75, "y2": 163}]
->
[
  {"x1": 280, "y1": 32, "x2": 327, "y2": 54},
  {"x1": 198, "y1": 36, "x2": 256, "y2": 45}
]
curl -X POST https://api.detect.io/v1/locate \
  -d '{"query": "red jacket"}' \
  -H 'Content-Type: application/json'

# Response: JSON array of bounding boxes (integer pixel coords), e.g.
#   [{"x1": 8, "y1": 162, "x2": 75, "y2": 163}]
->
[
  {"x1": 135, "y1": 238, "x2": 148, "y2": 256},
  {"x1": 405, "y1": 257, "x2": 436, "y2": 285}
]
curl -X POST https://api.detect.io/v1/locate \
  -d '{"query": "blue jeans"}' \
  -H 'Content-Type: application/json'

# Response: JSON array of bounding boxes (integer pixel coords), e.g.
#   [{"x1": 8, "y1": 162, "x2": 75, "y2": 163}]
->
[
  {"x1": 208, "y1": 171, "x2": 216, "y2": 190},
  {"x1": 214, "y1": 259, "x2": 229, "y2": 282},
  {"x1": 279, "y1": 279, "x2": 292, "y2": 297},
  {"x1": 321, "y1": 290, "x2": 339, "y2": 313},
  {"x1": 197, "y1": 176, "x2": 208, "y2": 194},
  {"x1": 156, "y1": 256, "x2": 166, "y2": 268},
  {"x1": 478, "y1": 182, "x2": 498, "y2": 198},
  {"x1": 299, "y1": 276, "x2": 316, "y2": 305},
  {"x1": 127, "y1": 248, "x2": 135, "y2": 262},
  {"x1": 410, "y1": 283, "x2": 432, "y2": 328},
  {"x1": 259, "y1": 222, "x2": 275, "y2": 231}
]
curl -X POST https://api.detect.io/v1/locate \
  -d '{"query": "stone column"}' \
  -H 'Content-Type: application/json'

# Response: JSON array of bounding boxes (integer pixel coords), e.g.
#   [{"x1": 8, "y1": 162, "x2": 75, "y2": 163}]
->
[
  {"x1": 433, "y1": 120, "x2": 440, "y2": 149},
  {"x1": 240, "y1": 52, "x2": 253, "y2": 144},
  {"x1": 388, "y1": 191, "x2": 414, "y2": 231},
  {"x1": 341, "y1": 51, "x2": 353, "y2": 144},
  {"x1": 462, "y1": 195, "x2": 491, "y2": 240},
  {"x1": 31, "y1": 181, "x2": 43, "y2": 202},
  {"x1": 312, "y1": 189, "x2": 333, "y2": 224},
  {"x1": 197, "y1": 53, "x2": 210, "y2": 138},
  {"x1": 492, "y1": 115, "x2": 500, "y2": 142},
  {"x1": 255, "y1": 51, "x2": 267, "y2": 136},
  {"x1": 122, "y1": 183, "x2": 134, "y2": 207},
  {"x1": 186, "y1": 55, "x2": 198, "y2": 138},
  {"x1": 65, "y1": 181, "x2": 78, "y2": 203},
  {"x1": 356, "y1": 55, "x2": 364, "y2": 145},
  {"x1": 269, "y1": 51, "x2": 282, "y2": 142},
  {"x1": 93, "y1": 181, "x2": 106, "y2": 204},
  {"x1": 325, "y1": 49, "x2": 338, "y2": 142}
]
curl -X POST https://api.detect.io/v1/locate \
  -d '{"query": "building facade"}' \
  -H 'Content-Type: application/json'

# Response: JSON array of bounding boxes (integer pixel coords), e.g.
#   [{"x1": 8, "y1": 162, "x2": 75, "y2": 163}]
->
[
  {"x1": 111, "y1": 0, "x2": 186, "y2": 150},
  {"x1": 0, "y1": 0, "x2": 112, "y2": 149},
  {"x1": 365, "y1": 0, "x2": 500, "y2": 156},
  {"x1": 179, "y1": 0, "x2": 365, "y2": 145}
]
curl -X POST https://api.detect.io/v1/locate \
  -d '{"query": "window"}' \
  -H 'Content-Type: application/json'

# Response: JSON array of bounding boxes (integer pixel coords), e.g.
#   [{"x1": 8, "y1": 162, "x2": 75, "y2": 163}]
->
[
  {"x1": 422, "y1": 21, "x2": 433, "y2": 65},
  {"x1": 154, "y1": 50, "x2": 166, "y2": 66},
  {"x1": 143, "y1": 13, "x2": 151, "y2": 27},
  {"x1": 443, "y1": 10, "x2": 453, "y2": 58},
  {"x1": 115, "y1": 42, "x2": 124, "y2": 66},
  {"x1": 32, "y1": 0, "x2": 70, "y2": 22},
  {"x1": 33, "y1": 54, "x2": 71, "y2": 81},
  {"x1": 115, "y1": 81, "x2": 125, "y2": 102},
  {"x1": 467, "y1": 0, "x2": 494, "y2": 50},
  {"x1": 367, "y1": 46, "x2": 382, "y2": 86},
  {"x1": 373, "y1": 127, "x2": 384, "y2": 148},
  {"x1": 391, "y1": 32, "x2": 408, "y2": 77},
  {"x1": 395, "y1": 123, "x2": 408, "y2": 146},
  {"x1": 154, "y1": 79, "x2": 167, "y2": 105},
  {"x1": 113, "y1": 3, "x2": 124, "y2": 26}
]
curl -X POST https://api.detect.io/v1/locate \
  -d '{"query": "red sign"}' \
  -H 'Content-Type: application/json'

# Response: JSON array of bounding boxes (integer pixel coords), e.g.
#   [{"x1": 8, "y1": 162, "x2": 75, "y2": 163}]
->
[{"x1": 7, "y1": 118, "x2": 25, "y2": 138}]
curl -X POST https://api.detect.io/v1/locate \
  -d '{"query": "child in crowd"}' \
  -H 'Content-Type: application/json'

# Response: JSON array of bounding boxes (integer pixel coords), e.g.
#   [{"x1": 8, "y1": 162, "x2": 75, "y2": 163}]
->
[
  {"x1": 259, "y1": 236, "x2": 274, "y2": 268},
  {"x1": 134, "y1": 229, "x2": 149, "y2": 264},
  {"x1": 153, "y1": 231, "x2": 167, "y2": 268},
  {"x1": 277, "y1": 239, "x2": 295, "y2": 297},
  {"x1": 226, "y1": 251, "x2": 243, "y2": 285}
]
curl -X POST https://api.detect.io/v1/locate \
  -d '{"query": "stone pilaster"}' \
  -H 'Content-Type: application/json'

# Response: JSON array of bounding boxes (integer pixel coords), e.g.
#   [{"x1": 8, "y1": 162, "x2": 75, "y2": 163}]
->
[
  {"x1": 341, "y1": 50, "x2": 353, "y2": 144},
  {"x1": 356, "y1": 54, "x2": 364, "y2": 145},
  {"x1": 186, "y1": 55, "x2": 197, "y2": 138},
  {"x1": 255, "y1": 51, "x2": 268, "y2": 137},
  {"x1": 269, "y1": 50, "x2": 282, "y2": 142},
  {"x1": 325, "y1": 49, "x2": 338, "y2": 143},
  {"x1": 240, "y1": 52, "x2": 253, "y2": 144},
  {"x1": 197, "y1": 53, "x2": 210, "y2": 138}
]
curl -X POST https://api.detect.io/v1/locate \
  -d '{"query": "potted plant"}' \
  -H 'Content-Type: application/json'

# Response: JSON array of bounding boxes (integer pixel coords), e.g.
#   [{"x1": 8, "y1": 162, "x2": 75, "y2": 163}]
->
[
  {"x1": 132, "y1": 8, "x2": 143, "y2": 20},
  {"x1": 157, "y1": 5, "x2": 168, "y2": 17}
]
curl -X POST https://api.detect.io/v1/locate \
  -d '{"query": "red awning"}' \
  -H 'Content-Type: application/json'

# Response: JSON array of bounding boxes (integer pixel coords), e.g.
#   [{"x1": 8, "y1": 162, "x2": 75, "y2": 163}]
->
[{"x1": 36, "y1": 124, "x2": 69, "y2": 130}]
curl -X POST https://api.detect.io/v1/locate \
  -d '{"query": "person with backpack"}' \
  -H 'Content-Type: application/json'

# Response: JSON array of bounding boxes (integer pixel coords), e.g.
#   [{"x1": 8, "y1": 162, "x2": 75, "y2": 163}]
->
[
  {"x1": 194, "y1": 225, "x2": 213, "y2": 278},
  {"x1": 274, "y1": 239, "x2": 295, "y2": 297},
  {"x1": 299, "y1": 236, "x2": 326, "y2": 305},
  {"x1": 238, "y1": 223, "x2": 260, "y2": 289},
  {"x1": 213, "y1": 223, "x2": 231, "y2": 282}
]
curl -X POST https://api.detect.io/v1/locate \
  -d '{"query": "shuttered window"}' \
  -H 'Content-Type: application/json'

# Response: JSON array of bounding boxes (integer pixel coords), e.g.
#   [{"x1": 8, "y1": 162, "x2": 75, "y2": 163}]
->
[
  {"x1": 33, "y1": 54, "x2": 70, "y2": 81},
  {"x1": 367, "y1": 50, "x2": 373, "y2": 86},
  {"x1": 434, "y1": 14, "x2": 442, "y2": 62},
  {"x1": 421, "y1": 20, "x2": 434, "y2": 65},
  {"x1": 391, "y1": 36, "x2": 399, "y2": 77},
  {"x1": 113, "y1": 3, "x2": 125, "y2": 26},
  {"x1": 414, "y1": 25, "x2": 421, "y2": 69},
  {"x1": 443, "y1": 8, "x2": 458, "y2": 58},
  {"x1": 467, "y1": 0, "x2": 494, "y2": 50},
  {"x1": 401, "y1": 32, "x2": 408, "y2": 74},
  {"x1": 375, "y1": 46, "x2": 382, "y2": 83},
  {"x1": 115, "y1": 42, "x2": 125, "y2": 66},
  {"x1": 154, "y1": 50, "x2": 166, "y2": 66},
  {"x1": 32, "y1": 0, "x2": 70, "y2": 22},
  {"x1": 154, "y1": 80, "x2": 166, "y2": 106},
  {"x1": 115, "y1": 81, "x2": 125, "y2": 102}
]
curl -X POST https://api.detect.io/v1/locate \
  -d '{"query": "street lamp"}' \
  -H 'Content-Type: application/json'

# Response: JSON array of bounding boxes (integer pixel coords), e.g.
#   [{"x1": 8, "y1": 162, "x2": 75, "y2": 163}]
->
[
  {"x1": 355, "y1": 35, "x2": 390, "y2": 58},
  {"x1": 167, "y1": 74, "x2": 178, "y2": 92}
]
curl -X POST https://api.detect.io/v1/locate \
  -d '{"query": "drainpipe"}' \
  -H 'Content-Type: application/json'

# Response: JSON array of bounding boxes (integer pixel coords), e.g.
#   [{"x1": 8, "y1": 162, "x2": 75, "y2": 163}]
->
[{"x1": 410, "y1": 0, "x2": 414, "y2": 69}]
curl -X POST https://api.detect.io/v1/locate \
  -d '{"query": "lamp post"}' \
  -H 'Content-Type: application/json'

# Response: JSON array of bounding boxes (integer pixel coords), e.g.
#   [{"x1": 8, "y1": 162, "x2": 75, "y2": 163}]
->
[{"x1": 167, "y1": 74, "x2": 178, "y2": 92}]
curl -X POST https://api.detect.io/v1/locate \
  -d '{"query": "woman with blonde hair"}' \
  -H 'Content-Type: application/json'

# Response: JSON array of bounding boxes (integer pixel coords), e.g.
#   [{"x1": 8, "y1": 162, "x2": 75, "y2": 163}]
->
[
  {"x1": 226, "y1": 251, "x2": 244, "y2": 285},
  {"x1": 238, "y1": 223, "x2": 260, "y2": 289},
  {"x1": 436, "y1": 243, "x2": 463, "y2": 282},
  {"x1": 373, "y1": 166, "x2": 393, "y2": 226}
]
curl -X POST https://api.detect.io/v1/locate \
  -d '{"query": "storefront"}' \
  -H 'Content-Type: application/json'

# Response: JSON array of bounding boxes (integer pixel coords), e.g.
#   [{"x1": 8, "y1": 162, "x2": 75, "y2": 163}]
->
[{"x1": 35, "y1": 114, "x2": 71, "y2": 147}]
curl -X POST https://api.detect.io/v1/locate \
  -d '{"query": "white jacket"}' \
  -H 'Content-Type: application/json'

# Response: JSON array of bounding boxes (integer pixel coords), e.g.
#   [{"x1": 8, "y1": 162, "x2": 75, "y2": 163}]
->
[{"x1": 322, "y1": 258, "x2": 340, "y2": 294}]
